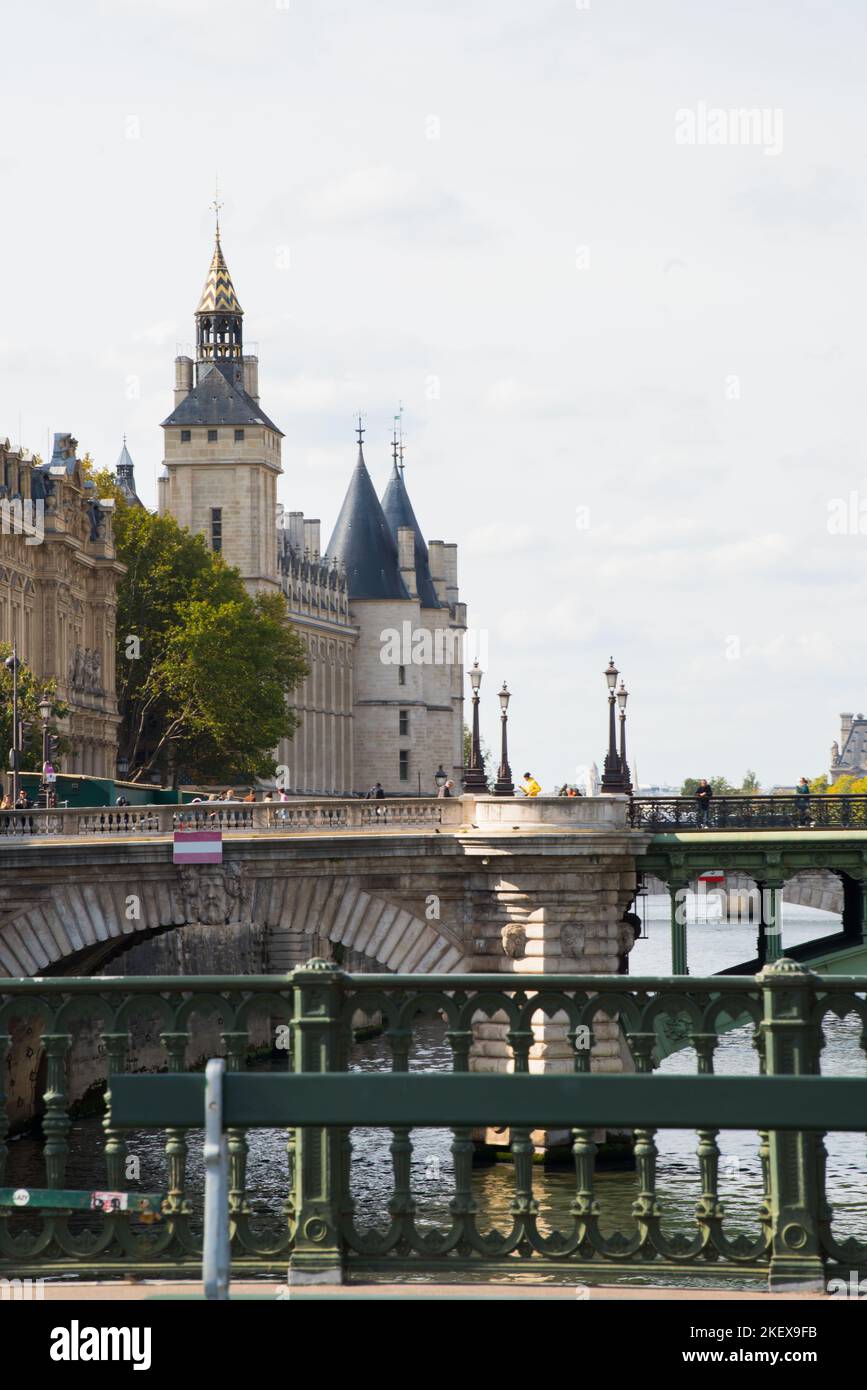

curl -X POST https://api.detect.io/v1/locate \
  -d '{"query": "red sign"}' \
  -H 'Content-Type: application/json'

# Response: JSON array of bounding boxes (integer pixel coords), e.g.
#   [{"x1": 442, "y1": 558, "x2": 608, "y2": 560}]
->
[{"x1": 172, "y1": 830, "x2": 223, "y2": 864}]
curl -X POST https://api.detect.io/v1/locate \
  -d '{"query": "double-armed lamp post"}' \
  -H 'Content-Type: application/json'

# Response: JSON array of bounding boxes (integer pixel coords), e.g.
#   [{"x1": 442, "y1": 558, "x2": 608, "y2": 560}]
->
[
  {"x1": 493, "y1": 681, "x2": 515, "y2": 796},
  {"x1": 600, "y1": 656, "x2": 633, "y2": 795},
  {"x1": 463, "y1": 661, "x2": 489, "y2": 792},
  {"x1": 463, "y1": 664, "x2": 516, "y2": 795}
]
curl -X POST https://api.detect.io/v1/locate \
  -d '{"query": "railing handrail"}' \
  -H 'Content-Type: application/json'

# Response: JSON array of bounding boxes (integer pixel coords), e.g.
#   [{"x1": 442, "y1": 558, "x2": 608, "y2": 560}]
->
[{"x1": 110, "y1": 1070, "x2": 867, "y2": 1133}]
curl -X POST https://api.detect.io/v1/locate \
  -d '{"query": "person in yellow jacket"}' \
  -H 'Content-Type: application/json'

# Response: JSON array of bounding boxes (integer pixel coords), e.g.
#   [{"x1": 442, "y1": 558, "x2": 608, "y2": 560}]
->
[{"x1": 520, "y1": 772, "x2": 542, "y2": 797}]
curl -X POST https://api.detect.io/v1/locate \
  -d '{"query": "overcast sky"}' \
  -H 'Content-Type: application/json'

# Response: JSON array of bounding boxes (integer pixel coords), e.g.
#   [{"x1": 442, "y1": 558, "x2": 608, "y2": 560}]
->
[{"x1": 3, "y1": 0, "x2": 866, "y2": 791}]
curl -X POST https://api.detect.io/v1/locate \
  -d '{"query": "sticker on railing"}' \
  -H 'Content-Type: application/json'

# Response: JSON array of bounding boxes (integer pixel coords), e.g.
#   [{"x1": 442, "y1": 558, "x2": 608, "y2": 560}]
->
[
  {"x1": 90, "y1": 1191, "x2": 130, "y2": 1212},
  {"x1": 12, "y1": 1189, "x2": 30, "y2": 1207},
  {"x1": 172, "y1": 830, "x2": 222, "y2": 864}
]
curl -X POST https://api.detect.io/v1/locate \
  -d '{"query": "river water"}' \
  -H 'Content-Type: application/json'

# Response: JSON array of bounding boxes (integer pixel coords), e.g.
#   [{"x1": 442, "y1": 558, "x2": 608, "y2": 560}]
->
[{"x1": 6, "y1": 897, "x2": 865, "y2": 1285}]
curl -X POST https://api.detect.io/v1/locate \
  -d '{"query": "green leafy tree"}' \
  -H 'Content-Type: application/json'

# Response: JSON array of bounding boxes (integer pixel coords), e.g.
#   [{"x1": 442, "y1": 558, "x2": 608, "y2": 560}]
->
[
  {"x1": 741, "y1": 770, "x2": 760, "y2": 794},
  {"x1": 85, "y1": 475, "x2": 308, "y2": 784},
  {"x1": 0, "y1": 645, "x2": 69, "y2": 775},
  {"x1": 827, "y1": 773, "x2": 867, "y2": 795}
]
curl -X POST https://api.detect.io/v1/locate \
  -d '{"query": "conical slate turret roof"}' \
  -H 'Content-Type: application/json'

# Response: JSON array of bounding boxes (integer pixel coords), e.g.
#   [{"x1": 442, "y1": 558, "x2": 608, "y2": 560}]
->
[
  {"x1": 380, "y1": 461, "x2": 440, "y2": 609},
  {"x1": 114, "y1": 436, "x2": 143, "y2": 507},
  {"x1": 196, "y1": 232, "x2": 243, "y2": 316},
  {"x1": 325, "y1": 442, "x2": 410, "y2": 600}
]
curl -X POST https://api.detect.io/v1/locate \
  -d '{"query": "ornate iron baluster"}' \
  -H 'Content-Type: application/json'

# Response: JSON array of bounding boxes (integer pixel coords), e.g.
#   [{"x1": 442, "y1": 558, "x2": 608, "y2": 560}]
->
[
  {"x1": 506, "y1": 1023, "x2": 538, "y2": 1247},
  {"x1": 221, "y1": 1031, "x2": 249, "y2": 1217},
  {"x1": 387, "y1": 1025, "x2": 416, "y2": 1247},
  {"x1": 569, "y1": 1019, "x2": 599, "y2": 1240},
  {"x1": 692, "y1": 1033, "x2": 723, "y2": 1250},
  {"x1": 101, "y1": 1031, "x2": 129, "y2": 1190},
  {"x1": 629, "y1": 1032, "x2": 661, "y2": 1257},
  {"x1": 445, "y1": 1022, "x2": 477, "y2": 1232},
  {"x1": 159, "y1": 1030, "x2": 190, "y2": 1213},
  {"x1": 42, "y1": 1033, "x2": 71, "y2": 1188}
]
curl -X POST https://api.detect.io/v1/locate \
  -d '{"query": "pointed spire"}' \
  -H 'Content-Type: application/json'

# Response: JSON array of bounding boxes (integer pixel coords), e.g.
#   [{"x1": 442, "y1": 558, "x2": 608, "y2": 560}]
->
[
  {"x1": 325, "y1": 422, "x2": 410, "y2": 600},
  {"x1": 380, "y1": 415, "x2": 440, "y2": 608},
  {"x1": 196, "y1": 190, "x2": 242, "y2": 316},
  {"x1": 196, "y1": 231, "x2": 243, "y2": 315},
  {"x1": 114, "y1": 437, "x2": 143, "y2": 507}
]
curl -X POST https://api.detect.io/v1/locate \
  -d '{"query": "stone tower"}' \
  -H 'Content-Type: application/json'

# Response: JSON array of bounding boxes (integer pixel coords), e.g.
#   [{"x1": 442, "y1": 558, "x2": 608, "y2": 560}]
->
[
  {"x1": 158, "y1": 215, "x2": 282, "y2": 593},
  {"x1": 325, "y1": 423, "x2": 465, "y2": 794}
]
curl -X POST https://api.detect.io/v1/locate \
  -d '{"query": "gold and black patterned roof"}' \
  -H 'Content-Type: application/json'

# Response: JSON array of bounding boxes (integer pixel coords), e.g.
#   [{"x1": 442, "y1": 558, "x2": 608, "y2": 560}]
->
[{"x1": 196, "y1": 234, "x2": 243, "y2": 316}]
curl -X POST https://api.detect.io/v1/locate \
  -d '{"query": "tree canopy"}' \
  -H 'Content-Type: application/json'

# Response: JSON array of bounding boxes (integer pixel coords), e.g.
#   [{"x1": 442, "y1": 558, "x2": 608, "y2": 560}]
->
[
  {"x1": 0, "y1": 645, "x2": 68, "y2": 772},
  {"x1": 89, "y1": 471, "x2": 308, "y2": 785}
]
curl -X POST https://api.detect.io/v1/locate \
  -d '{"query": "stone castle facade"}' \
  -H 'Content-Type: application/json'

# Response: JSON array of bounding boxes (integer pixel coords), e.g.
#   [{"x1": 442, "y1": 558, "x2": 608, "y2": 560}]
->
[
  {"x1": 151, "y1": 221, "x2": 466, "y2": 794},
  {"x1": 830, "y1": 713, "x2": 867, "y2": 782},
  {"x1": 0, "y1": 434, "x2": 123, "y2": 776}
]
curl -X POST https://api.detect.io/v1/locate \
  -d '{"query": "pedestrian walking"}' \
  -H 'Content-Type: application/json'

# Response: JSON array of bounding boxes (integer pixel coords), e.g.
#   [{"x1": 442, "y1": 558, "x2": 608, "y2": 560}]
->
[
  {"x1": 437, "y1": 779, "x2": 454, "y2": 798},
  {"x1": 520, "y1": 772, "x2": 541, "y2": 797},
  {"x1": 795, "y1": 775, "x2": 811, "y2": 826}
]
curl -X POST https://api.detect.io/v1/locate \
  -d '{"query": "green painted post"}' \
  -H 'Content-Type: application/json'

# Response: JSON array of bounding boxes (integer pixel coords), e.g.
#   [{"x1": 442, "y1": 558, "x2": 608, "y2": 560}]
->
[
  {"x1": 669, "y1": 881, "x2": 688, "y2": 975},
  {"x1": 288, "y1": 959, "x2": 345, "y2": 1285},
  {"x1": 763, "y1": 880, "x2": 785, "y2": 964},
  {"x1": 760, "y1": 958, "x2": 826, "y2": 1292}
]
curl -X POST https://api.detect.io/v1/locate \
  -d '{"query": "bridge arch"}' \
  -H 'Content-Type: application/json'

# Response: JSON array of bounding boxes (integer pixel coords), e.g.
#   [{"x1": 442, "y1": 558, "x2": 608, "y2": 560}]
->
[{"x1": 0, "y1": 864, "x2": 471, "y2": 979}]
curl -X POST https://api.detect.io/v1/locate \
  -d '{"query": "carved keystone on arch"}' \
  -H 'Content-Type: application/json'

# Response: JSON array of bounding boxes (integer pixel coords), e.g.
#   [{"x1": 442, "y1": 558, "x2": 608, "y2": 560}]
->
[{"x1": 177, "y1": 863, "x2": 251, "y2": 926}]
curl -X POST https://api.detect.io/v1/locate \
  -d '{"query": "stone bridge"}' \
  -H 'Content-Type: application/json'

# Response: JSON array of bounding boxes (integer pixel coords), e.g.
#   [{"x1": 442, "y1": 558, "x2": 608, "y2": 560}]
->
[{"x1": 0, "y1": 795, "x2": 647, "y2": 982}]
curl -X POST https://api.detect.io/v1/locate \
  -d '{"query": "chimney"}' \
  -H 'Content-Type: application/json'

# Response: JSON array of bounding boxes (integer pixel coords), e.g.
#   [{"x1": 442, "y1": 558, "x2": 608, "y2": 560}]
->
[
  {"x1": 841, "y1": 713, "x2": 854, "y2": 744},
  {"x1": 288, "y1": 511, "x2": 305, "y2": 552},
  {"x1": 174, "y1": 356, "x2": 193, "y2": 407},
  {"x1": 303, "y1": 519, "x2": 321, "y2": 558},
  {"x1": 427, "y1": 540, "x2": 448, "y2": 603},
  {"x1": 398, "y1": 526, "x2": 417, "y2": 597},
  {"x1": 243, "y1": 355, "x2": 259, "y2": 401},
  {"x1": 443, "y1": 542, "x2": 459, "y2": 607},
  {"x1": 157, "y1": 472, "x2": 169, "y2": 516}
]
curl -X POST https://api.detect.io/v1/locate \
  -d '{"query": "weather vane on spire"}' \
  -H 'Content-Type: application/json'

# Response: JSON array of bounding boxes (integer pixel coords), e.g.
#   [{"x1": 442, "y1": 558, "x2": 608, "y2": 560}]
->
[
  {"x1": 356, "y1": 412, "x2": 365, "y2": 448},
  {"x1": 212, "y1": 176, "x2": 223, "y2": 240}
]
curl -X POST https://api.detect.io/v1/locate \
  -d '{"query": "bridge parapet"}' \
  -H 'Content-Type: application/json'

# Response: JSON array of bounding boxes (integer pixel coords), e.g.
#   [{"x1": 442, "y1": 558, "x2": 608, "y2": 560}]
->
[{"x1": 0, "y1": 793, "x2": 630, "y2": 841}]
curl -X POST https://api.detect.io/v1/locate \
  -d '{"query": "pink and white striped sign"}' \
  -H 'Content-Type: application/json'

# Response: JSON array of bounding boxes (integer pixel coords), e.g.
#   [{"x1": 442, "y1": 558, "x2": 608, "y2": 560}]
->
[{"x1": 172, "y1": 830, "x2": 223, "y2": 864}]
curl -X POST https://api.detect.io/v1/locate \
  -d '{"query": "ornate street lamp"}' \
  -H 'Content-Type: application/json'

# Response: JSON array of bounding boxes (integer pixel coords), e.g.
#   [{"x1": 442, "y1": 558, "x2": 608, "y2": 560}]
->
[
  {"x1": 617, "y1": 679, "x2": 633, "y2": 795},
  {"x1": 38, "y1": 693, "x2": 53, "y2": 800},
  {"x1": 117, "y1": 753, "x2": 130, "y2": 781},
  {"x1": 463, "y1": 661, "x2": 488, "y2": 791},
  {"x1": 434, "y1": 764, "x2": 448, "y2": 792},
  {"x1": 4, "y1": 647, "x2": 20, "y2": 806},
  {"x1": 493, "y1": 682, "x2": 515, "y2": 796},
  {"x1": 600, "y1": 656, "x2": 626, "y2": 793}
]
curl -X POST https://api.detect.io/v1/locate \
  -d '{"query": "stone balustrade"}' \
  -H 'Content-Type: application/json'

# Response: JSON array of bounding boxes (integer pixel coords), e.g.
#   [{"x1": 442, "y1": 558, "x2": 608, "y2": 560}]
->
[{"x1": 0, "y1": 793, "x2": 631, "y2": 840}]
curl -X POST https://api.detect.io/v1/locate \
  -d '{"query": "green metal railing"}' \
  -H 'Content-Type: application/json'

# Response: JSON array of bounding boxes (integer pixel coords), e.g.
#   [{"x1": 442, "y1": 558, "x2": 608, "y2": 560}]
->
[{"x1": 1, "y1": 959, "x2": 865, "y2": 1289}]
